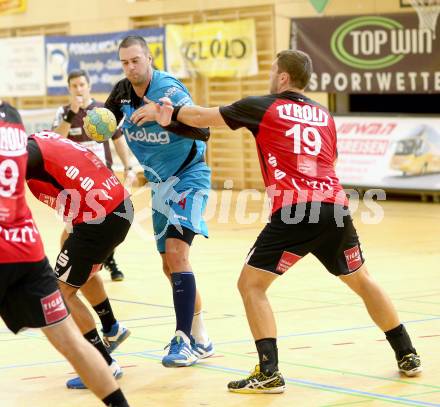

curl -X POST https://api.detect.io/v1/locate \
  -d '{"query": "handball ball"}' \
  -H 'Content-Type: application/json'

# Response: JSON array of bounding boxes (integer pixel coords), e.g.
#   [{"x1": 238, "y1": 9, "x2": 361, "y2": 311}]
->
[{"x1": 83, "y1": 107, "x2": 117, "y2": 143}]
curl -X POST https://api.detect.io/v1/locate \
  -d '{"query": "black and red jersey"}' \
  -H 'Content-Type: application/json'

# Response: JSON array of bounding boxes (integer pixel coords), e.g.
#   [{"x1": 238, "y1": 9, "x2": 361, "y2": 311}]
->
[
  {"x1": 220, "y1": 91, "x2": 347, "y2": 213},
  {"x1": 26, "y1": 131, "x2": 128, "y2": 225},
  {"x1": 0, "y1": 102, "x2": 44, "y2": 264}
]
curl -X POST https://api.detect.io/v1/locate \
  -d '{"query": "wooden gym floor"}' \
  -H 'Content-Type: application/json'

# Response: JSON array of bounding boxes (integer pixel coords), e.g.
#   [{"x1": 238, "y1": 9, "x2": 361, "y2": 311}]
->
[{"x1": 1, "y1": 188, "x2": 439, "y2": 406}]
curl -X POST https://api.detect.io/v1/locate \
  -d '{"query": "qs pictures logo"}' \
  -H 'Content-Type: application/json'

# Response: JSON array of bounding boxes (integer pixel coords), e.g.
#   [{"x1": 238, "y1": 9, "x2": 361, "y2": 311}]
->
[{"x1": 330, "y1": 16, "x2": 434, "y2": 69}]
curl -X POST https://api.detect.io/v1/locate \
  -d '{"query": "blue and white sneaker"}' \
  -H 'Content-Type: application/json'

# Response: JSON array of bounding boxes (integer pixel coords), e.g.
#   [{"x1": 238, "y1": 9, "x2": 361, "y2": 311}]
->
[
  {"x1": 162, "y1": 333, "x2": 199, "y2": 368},
  {"x1": 66, "y1": 359, "x2": 123, "y2": 389},
  {"x1": 190, "y1": 335, "x2": 215, "y2": 359},
  {"x1": 102, "y1": 322, "x2": 131, "y2": 353}
]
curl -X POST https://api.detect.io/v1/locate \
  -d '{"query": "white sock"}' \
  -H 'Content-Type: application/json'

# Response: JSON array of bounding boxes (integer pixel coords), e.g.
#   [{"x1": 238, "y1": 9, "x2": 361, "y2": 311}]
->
[
  {"x1": 191, "y1": 311, "x2": 210, "y2": 345},
  {"x1": 175, "y1": 330, "x2": 190, "y2": 345}
]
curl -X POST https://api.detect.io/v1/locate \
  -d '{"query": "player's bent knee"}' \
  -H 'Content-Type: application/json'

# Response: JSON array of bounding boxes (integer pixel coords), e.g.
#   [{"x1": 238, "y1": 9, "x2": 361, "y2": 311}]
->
[
  {"x1": 237, "y1": 275, "x2": 262, "y2": 297},
  {"x1": 162, "y1": 264, "x2": 171, "y2": 279},
  {"x1": 237, "y1": 273, "x2": 248, "y2": 294},
  {"x1": 340, "y1": 265, "x2": 372, "y2": 294},
  {"x1": 58, "y1": 282, "x2": 78, "y2": 300},
  {"x1": 165, "y1": 252, "x2": 190, "y2": 272}
]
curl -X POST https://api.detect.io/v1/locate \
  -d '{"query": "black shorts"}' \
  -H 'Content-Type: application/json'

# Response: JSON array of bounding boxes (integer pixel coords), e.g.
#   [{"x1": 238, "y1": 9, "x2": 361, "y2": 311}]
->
[
  {"x1": 0, "y1": 257, "x2": 69, "y2": 334},
  {"x1": 55, "y1": 198, "x2": 133, "y2": 288},
  {"x1": 246, "y1": 202, "x2": 364, "y2": 276},
  {"x1": 157, "y1": 225, "x2": 196, "y2": 254}
]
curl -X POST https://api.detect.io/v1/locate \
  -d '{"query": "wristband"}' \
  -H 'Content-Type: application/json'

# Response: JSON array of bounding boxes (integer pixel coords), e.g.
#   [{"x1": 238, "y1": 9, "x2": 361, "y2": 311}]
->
[
  {"x1": 124, "y1": 166, "x2": 133, "y2": 171},
  {"x1": 63, "y1": 109, "x2": 76, "y2": 123},
  {"x1": 171, "y1": 106, "x2": 182, "y2": 121}
]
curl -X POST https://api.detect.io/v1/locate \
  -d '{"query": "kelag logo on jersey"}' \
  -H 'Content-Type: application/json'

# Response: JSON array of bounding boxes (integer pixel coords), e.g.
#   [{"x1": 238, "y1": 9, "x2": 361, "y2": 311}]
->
[
  {"x1": 124, "y1": 129, "x2": 170, "y2": 144},
  {"x1": 330, "y1": 16, "x2": 434, "y2": 69}
]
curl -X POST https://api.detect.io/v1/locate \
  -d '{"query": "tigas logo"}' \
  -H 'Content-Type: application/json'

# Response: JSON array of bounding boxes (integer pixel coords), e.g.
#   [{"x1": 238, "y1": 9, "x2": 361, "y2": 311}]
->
[
  {"x1": 43, "y1": 295, "x2": 64, "y2": 312},
  {"x1": 344, "y1": 245, "x2": 362, "y2": 272},
  {"x1": 41, "y1": 290, "x2": 68, "y2": 324},
  {"x1": 331, "y1": 16, "x2": 434, "y2": 69}
]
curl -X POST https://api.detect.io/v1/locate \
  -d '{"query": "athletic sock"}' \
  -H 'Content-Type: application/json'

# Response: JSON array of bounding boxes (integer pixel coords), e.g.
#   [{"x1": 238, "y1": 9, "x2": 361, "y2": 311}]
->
[
  {"x1": 255, "y1": 337, "x2": 279, "y2": 375},
  {"x1": 84, "y1": 329, "x2": 113, "y2": 365},
  {"x1": 385, "y1": 324, "x2": 417, "y2": 360},
  {"x1": 191, "y1": 311, "x2": 209, "y2": 345},
  {"x1": 105, "y1": 251, "x2": 115, "y2": 264},
  {"x1": 171, "y1": 272, "x2": 196, "y2": 339},
  {"x1": 93, "y1": 298, "x2": 117, "y2": 334},
  {"x1": 102, "y1": 389, "x2": 129, "y2": 407}
]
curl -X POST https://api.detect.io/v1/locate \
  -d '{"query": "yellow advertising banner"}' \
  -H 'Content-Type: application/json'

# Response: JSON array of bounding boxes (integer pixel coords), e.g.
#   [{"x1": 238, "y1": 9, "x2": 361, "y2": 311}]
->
[
  {"x1": 0, "y1": 0, "x2": 27, "y2": 16},
  {"x1": 166, "y1": 19, "x2": 258, "y2": 78},
  {"x1": 149, "y1": 41, "x2": 165, "y2": 71}
]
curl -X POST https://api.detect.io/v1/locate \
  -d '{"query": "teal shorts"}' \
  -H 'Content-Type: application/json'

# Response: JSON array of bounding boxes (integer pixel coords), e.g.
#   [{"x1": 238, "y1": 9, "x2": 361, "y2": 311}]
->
[{"x1": 150, "y1": 161, "x2": 210, "y2": 253}]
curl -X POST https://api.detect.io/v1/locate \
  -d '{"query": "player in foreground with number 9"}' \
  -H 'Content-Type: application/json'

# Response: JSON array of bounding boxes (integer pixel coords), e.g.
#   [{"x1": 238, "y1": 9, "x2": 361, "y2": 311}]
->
[
  {"x1": 0, "y1": 102, "x2": 130, "y2": 406},
  {"x1": 25, "y1": 130, "x2": 134, "y2": 390},
  {"x1": 143, "y1": 50, "x2": 422, "y2": 393}
]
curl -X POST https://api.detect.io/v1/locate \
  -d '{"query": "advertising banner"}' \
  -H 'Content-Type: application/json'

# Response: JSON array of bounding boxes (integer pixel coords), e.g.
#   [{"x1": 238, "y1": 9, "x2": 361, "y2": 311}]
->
[
  {"x1": 166, "y1": 19, "x2": 258, "y2": 78},
  {"x1": 0, "y1": 35, "x2": 45, "y2": 97},
  {"x1": 46, "y1": 28, "x2": 165, "y2": 95},
  {"x1": 335, "y1": 116, "x2": 440, "y2": 191},
  {"x1": 291, "y1": 14, "x2": 440, "y2": 93},
  {"x1": 18, "y1": 108, "x2": 58, "y2": 135},
  {"x1": 0, "y1": 0, "x2": 26, "y2": 16}
]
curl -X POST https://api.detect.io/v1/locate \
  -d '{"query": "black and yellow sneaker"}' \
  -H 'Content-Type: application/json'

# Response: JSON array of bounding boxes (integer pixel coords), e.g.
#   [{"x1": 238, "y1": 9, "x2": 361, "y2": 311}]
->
[
  {"x1": 398, "y1": 353, "x2": 422, "y2": 377},
  {"x1": 228, "y1": 365, "x2": 285, "y2": 394}
]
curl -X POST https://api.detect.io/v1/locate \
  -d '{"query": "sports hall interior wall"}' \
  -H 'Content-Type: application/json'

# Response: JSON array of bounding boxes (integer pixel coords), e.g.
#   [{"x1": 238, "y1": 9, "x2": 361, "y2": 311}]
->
[{"x1": 0, "y1": 0, "x2": 409, "y2": 190}]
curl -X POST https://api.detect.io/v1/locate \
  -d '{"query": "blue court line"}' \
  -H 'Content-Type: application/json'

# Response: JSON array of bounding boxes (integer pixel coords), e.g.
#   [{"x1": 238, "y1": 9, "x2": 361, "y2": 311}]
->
[
  {"x1": 219, "y1": 349, "x2": 440, "y2": 391},
  {"x1": 270, "y1": 294, "x2": 440, "y2": 318},
  {"x1": 106, "y1": 297, "x2": 174, "y2": 309},
  {"x1": 134, "y1": 351, "x2": 440, "y2": 407},
  {"x1": 123, "y1": 315, "x2": 234, "y2": 329},
  {"x1": 1, "y1": 316, "x2": 437, "y2": 350},
  {"x1": 0, "y1": 317, "x2": 437, "y2": 370},
  {"x1": 216, "y1": 316, "x2": 440, "y2": 345},
  {"x1": 1, "y1": 349, "x2": 439, "y2": 406},
  {"x1": 118, "y1": 315, "x2": 176, "y2": 322},
  {"x1": 0, "y1": 359, "x2": 67, "y2": 370}
]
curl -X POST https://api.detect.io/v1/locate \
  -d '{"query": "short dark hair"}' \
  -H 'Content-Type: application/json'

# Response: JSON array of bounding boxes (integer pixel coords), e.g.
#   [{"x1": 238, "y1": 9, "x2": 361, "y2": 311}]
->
[
  {"x1": 119, "y1": 35, "x2": 151, "y2": 55},
  {"x1": 67, "y1": 69, "x2": 89, "y2": 85},
  {"x1": 276, "y1": 50, "x2": 313, "y2": 89}
]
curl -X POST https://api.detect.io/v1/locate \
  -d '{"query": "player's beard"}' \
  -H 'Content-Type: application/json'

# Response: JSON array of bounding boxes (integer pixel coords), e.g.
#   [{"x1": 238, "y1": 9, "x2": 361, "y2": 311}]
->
[
  {"x1": 128, "y1": 70, "x2": 150, "y2": 87},
  {"x1": 129, "y1": 75, "x2": 144, "y2": 86}
]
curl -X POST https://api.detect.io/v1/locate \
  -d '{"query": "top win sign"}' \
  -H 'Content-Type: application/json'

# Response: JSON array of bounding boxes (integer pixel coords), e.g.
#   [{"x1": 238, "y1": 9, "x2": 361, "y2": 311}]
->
[
  {"x1": 331, "y1": 16, "x2": 434, "y2": 70},
  {"x1": 292, "y1": 13, "x2": 440, "y2": 93}
]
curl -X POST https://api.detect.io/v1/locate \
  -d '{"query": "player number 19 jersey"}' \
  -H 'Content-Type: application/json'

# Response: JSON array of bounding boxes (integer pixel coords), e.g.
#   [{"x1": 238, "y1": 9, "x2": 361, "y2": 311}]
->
[{"x1": 219, "y1": 91, "x2": 348, "y2": 214}]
